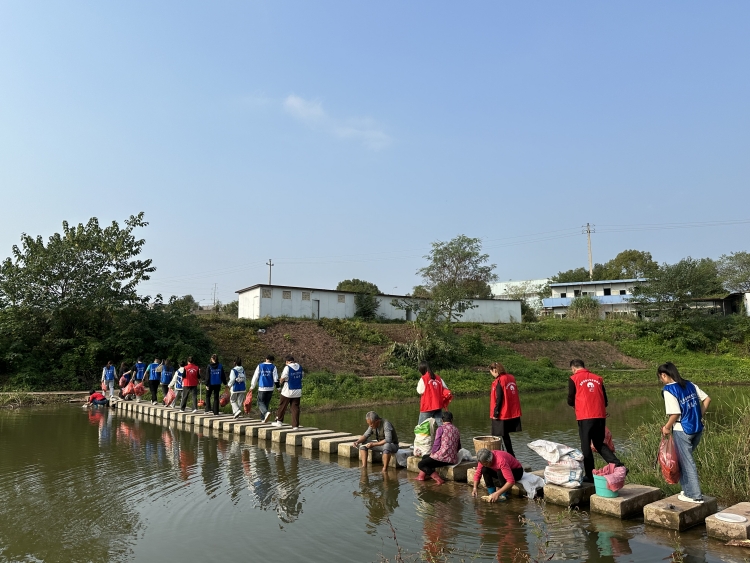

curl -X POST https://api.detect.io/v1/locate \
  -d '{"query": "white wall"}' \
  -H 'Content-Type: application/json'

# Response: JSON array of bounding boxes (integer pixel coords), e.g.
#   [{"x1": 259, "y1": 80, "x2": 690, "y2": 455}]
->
[{"x1": 551, "y1": 281, "x2": 636, "y2": 298}]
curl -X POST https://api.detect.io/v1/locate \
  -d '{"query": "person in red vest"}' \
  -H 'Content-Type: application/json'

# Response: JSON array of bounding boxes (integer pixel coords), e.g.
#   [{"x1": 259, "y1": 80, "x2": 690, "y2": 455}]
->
[
  {"x1": 568, "y1": 358, "x2": 624, "y2": 482},
  {"x1": 489, "y1": 362, "x2": 522, "y2": 457},
  {"x1": 416, "y1": 361, "x2": 449, "y2": 426},
  {"x1": 180, "y1": 356, "x2": 201, "y2": 413}
]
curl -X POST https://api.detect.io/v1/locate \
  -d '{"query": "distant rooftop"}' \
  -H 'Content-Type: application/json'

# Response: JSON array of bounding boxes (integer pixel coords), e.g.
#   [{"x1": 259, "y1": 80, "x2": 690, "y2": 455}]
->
[{"x1": 549, "y1": 278, "x2": 647, "y2": 287}]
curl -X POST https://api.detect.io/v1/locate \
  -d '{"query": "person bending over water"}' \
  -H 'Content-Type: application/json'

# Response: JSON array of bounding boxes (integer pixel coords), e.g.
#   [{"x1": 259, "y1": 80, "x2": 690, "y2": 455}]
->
[{"x1": 472, "y1": 448, "x2": 522, "y2": 503}]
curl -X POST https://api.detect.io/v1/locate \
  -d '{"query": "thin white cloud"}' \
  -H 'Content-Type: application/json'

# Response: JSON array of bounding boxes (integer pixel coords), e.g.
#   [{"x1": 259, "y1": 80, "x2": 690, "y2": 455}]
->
[{"x1": 283, "y1": 94, "x2": 391, "y2": 150}]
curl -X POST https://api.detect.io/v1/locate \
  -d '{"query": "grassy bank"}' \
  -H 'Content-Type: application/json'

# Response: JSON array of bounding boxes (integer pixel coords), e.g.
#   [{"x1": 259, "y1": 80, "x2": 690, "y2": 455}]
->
[
  {"x1": 620, "y1": 399, "x2": 750, "y2": 506},
  {"x1": 0, "y1": 392, "x2": 87, "y2": 409}
]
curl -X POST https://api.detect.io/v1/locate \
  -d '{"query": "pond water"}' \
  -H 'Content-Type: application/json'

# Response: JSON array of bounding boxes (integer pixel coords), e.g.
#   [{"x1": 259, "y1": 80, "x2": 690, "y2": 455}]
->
[{"x1": 1, "y1": 386, "x2": 748, "y2": 563}]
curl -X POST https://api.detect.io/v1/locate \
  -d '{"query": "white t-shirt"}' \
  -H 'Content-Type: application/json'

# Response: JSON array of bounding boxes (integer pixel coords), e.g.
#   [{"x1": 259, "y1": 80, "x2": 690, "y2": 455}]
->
[{"x1": 663, "y1": 382, "x2": 708, "y2": 432}]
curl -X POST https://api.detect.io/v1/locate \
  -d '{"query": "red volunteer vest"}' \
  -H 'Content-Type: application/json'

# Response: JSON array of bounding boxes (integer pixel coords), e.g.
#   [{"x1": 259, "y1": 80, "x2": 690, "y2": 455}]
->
[
  {"x1": 420, "y1": 373, "x2": 444, "y2": 412},
  {"x1": 490, "y1": 373, "x2": 522, "y2": 420},
  {"x1": 183, "y1": 363, "x2": 200, "y2": 387},
  {"x1": 570, "y1": 369, "x2": 606, "y2": 420}
]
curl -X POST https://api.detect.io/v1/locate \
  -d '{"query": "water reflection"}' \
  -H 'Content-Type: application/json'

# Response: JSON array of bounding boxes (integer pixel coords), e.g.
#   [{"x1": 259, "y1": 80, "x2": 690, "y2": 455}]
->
[{"x1": 354, "y1": 468, "x2": 400, "y2": 534}]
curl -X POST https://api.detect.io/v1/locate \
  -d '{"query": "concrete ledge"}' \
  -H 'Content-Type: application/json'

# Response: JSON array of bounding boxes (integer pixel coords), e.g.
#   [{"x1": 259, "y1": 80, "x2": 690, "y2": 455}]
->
[
  {"x1": 544, "y1": 482, "x2": 596, "y2": 507},
  {"x1": 256, "y1": 425, "x2": 292, "y2": 440},
  {"x1": 319, "y1": 435, "x2": 359, "y2": 454},
  {"x1": 209, "y1": 416, "x2": 233, "y2": 430},
  {"x1": 705, "y1": 502, "x2": 750, "y2": 540},
  {"x1": 286, "y1": 430, "x2": 333, "y2": 446},
  {"x1": 406, "y1": 456, "x2": 476, "y2": 482},
  {"x1": 244, "y1": 424, "x2": 277, "y2": 438},
  {"x1": 302, "y1": 432, "x2": 351, "y2": 450},
  {"x1": 467, "y1": 468, "x2": 545, "y2": 494},
  {"x1": 590, "y1": 485, "x2": 663, "y2": 519},
  {"x1": 644, "y1": 494, "x2": 718, "y2": 531},
  {"x1": 339, "y1": 441, "x2": 359, "y2": 459},
  {"x1": 271, "y1": 427, "x2": 319, "y2": 444}
]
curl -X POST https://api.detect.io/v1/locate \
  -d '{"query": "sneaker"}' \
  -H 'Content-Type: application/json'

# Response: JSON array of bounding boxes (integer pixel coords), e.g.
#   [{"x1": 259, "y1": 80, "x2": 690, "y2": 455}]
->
[
  {"x1": 262, "y1": 412, "x2": 271, "y2": 423},
  {"x1": 678, "y1": 494, "x2": 704, "y2": 504},
  {"x1": 292, "y1": 427, "x2": 299, "y2": 430},
  {"x1": 180, "y1": 409, "x2": 185, "y2": 412},
  {"x1": 204, "y1": 411, "x2": 212, "y2": 415},
  {"x1": 191, "y1": 409, "x2": 198, "y2": 413},
  {"x1": 271, "y1": 420, "x2": 283, "y2": 427},
  {"x1": 233, "y1": 411, "x2": 241, "y2": 419}
]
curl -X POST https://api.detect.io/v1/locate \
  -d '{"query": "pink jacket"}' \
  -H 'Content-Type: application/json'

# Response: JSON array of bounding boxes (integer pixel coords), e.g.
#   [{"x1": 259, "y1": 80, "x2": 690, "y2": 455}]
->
[
  {"x1": 473, "y1": 450, "x2": 522, "y2": 484},
  {"x1": 430, "y1": 422, "x2": 461, "y2": 464}
]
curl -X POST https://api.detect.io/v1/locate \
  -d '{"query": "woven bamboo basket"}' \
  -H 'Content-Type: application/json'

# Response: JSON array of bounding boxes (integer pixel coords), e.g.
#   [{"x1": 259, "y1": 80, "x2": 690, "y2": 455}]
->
[{"x1": 473, "y1": 435, "x2": 504, "y2": 452}]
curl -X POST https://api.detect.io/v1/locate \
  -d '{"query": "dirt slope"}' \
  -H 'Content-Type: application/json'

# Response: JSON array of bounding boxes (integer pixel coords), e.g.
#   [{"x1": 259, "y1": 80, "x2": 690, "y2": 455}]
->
[{"x1": 500, "y1": 341, "x2": 648, "y2": 370}]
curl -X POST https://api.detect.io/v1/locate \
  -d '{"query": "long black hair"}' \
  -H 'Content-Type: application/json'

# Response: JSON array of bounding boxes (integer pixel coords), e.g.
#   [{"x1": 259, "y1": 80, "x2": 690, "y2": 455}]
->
[
  {"x1": 418, "y1": 361, "x2": 435, "y2": 380},
  {"x1": 657, "y1": 362, "x2": 687, "y2": 389}
]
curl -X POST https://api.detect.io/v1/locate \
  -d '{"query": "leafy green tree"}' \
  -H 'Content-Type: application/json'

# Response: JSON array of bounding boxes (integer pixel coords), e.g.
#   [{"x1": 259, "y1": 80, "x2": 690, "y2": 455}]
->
[
  {"x1": 718, "y1": 251, "x2": 750, "y2": 293},
  {"x1": 222, "y1": 300, "x2": 239, "y2": 317},
  {"x1": 603, "y1": 249, "x2": 658, "y2": 279},
  {"x1": 410, "y1": 285, "x2": 431, "y2": 298},
  {"x1": 567, "y1": 295, "x2": 601, "y2": 320},
  {"x1": 336, "y1": 279, "x2": 380, "y2": 294},
  {"x1": 337, "y1": 279, "x2": 380, "y2": 320}
]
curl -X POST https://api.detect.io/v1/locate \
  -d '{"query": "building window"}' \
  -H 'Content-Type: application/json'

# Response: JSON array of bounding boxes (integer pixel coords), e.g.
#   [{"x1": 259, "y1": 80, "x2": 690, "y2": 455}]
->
[
  {"x1": 261, "y1": 289, "x2": 272, "y2": 299},
  {"x1": 620, "y1": 289, "x2": 627, "y2": 295},
  {"x1": 337, "y1": 295, "x2": 346, "y2": 303},
  {"x1": 282, "y1": 291, "x2": 292, "y2": 300},
  {"x1": 603, "y1": 288, "x2": 611, "y2": 296},
  {"x1": 581, "y1": 291, "x2": 588, "y2": 296},
  {"x1": 574, "y1": 290, "x2": 581, "y2": 297},
  {"x1": 301, "y1": 292, "x2": 310, "y2": 301},
  {"x1": 560, "y1": 293, "x2": 567, "y2": 298}
]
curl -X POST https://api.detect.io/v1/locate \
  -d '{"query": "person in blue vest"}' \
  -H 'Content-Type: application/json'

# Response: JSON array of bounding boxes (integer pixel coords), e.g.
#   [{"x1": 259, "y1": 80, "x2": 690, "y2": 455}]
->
[
  {"x1": 131, "y1": 357, "x2": 147, "y2": 402},
  {"x1": 204, "y1": 354, "x2": 227, "y2": 415},
  {"x1": 101, "y1": 361, "x2": 116, "y2": 400},
  {"x1": 145, "y1": 357, "x2": 162, "y2": 405},
  {"x1": 159, "y1": 359, "x2": 173, "y2": 398},
  {"x1": 658, "y1": 362, "x2": 711, "y2": 504},
  {"x1": 228, "y1": 357, "x2": 247, "y2": 419},
  {"x1": 251, "y1": 355, "x2": 279, "y2": 423},
  {"x1": 272, "y1": 355, "x2": 303, "y2": 429},
  {"x1": 167, "y1": 360, "x2": 185, "y2": 407}
]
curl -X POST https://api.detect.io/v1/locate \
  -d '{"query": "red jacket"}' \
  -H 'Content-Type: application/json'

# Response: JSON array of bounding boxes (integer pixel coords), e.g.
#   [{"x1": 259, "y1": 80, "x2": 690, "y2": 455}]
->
[
  {"x1": 420, "y1": 373, "x2": 445, "y2": 412},
  {"x1": 183, "y1": 363, "x2": 200, "y2": 387},
  {"x1": 570, "y1": 369, "x2": 607, "y2": 420},
  {"x1": 490, "y1": 374, "x2": 522, "y2": 420}
]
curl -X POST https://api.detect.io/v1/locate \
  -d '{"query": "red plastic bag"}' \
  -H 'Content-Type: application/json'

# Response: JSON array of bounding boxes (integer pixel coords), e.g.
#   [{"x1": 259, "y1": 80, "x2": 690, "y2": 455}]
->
[
  {"x1": 122, "y1": 381, "x2": 135, "y2": 396},
  {"x1": 119, "y1": 376, "x2": 128, "y2": 388},
  {"x1": 243, "y1": 391, "x2": 253, "y2": 414},
  {"x1": 658, "y1": 435, "x2": 681, "y2": 484},
  {"x1": 101, "y1": 380, "x2": 107, "y2": 391},
  {"x1": 134, "y1": 382, "x2": 146, "y2": 396},
  {"x1": 592, "y1": 426, "x2": 616, "y2": 453},
  {"x1": 163, "y1": 388, "x2": 175, "y2": 406},
  {"x1": 219, "y1": 388, "x2": 230, "y2": 407},
  {"x1": 441, "y1": 387, "x2": 453, "y2": 409}
]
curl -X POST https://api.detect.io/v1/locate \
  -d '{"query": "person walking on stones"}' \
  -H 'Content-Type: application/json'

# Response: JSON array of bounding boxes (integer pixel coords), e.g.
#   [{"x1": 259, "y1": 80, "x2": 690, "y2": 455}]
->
[
  {"x1": 568, "y1": 358, "x2": 625, "y2": 483},
  {"x1": 160, "y1": 359, "x2": 174, "y2": 399},
  {"x1": 417, "y1": 361, "x2": 448, "y2": 426},
  {"x1": 472, "y1": 448, "x2": 523, "y2": 502},
  {"x1": 131, "y1": 357, "x2": 147, "y2": 402},
  {"x1": 272, "y1": 355, "x2": 303, "y2": 429},
  {"x1": 658, "y1": 361, "x2": 711, "y2": 504},
  {"x1": 145, "y1": 356, "x2": 162, "y2": 405},
  {"x1": 228, "y1": 357, "x2": 247, "y2": 419},
  {"x1": 489, "y1": 362, "x2": 522, "y2": 457},
  {"x1": 180, "y1": 356, "x2": 201, "y2": 412},
  {"x1": 204, "y1": 354, "x2": 226, "y2": 415},
  {"x1": 352, "y1": 411, "x2": 399, "y2": 472},
  {"x1": 417, "y1": 410, "x2": 461, "y2": 485},
  {"x1": 118, "y1": 361, "x2": 132, "y2": 400},
  {"x1": 168, "y1": 360, "x2": 186, "y2": 407},
  {"x1": 251, "y1": 355, "x2": 278, "y2": 423},
  {"x1": 101, "y1": 360, "x2": 116, "y2": 400}
]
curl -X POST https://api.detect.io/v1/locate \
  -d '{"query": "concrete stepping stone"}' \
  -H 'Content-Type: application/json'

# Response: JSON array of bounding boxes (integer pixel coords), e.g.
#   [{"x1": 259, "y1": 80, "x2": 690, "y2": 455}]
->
[
  {"x1": 644, "y1": 494, "x2": 718, "y2": 531},
  {"x1": 271, "y1": 427, "x2": 319, "y2": 444},
  {"x1": 302, "y1": 432, "x2": 351, "y2": 450},
  {"x1": 338, "y1": 441, "x2": 360, "y2": 459},
  {"x1": 407, "y1": 456, "x2": 477, "y2": 482},
  {"x1": 705, "y1": 502, "x2": 750, "y2": 540},
  {"x1": 468, "y1": 468, "x2": 544, "y2": 495},
  {"x1": 286, "y1": 430, "x2": 334, "y2": 447},
  {"x1": 244, "y1": 423, "x2": 277, "y2": 438},
  {"x1": 318, "y1": 435, "x2": 359, "y2": 454},
  {"x1": 590, "y1": 484, "x2": 663, "y2": 519},
  {"x1": 256, "y1": 425, "x2": 293, "y2": 440},
  {"x1": 209, "y1": 416, "x2": 234, "y2": 430},
  {"x1": 544, "y1": 482, "x2": 596, "y2": 507}
]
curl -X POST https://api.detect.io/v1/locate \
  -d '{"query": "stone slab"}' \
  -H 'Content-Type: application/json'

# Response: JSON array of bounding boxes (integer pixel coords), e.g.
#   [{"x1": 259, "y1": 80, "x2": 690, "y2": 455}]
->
[
  {"x1": 406, "y1": 456, "x2": 476, "y2": 482},
  {"x1": 590, "y1": 485, "x2": 663, "y2": 519},
  {"x1": 256, "y1": 425, "x2": 292, "y2": 440},
  {"x1": 271, "y1": 427, "x2": 319, "y2": 444},
  {"x1": 705, "y1": 502, "x2": 750, "y2": 540},
  {"x1": 544, "y1": 482, "x2": 596, "y2": 507},
  {"x1": 286, "y1": 430, "x2": 334, "y2": 446},
  {"x1": 644, "y1": 494, "x2": 718, "y2": 531},
  {"x1": 302, "y1": 432, "x2": 351, "y2": 450},
  {"x1": 339, "y1": 441, "x2": 360, "y2": 459},
  {"x1": 244, "y1": 424, "x2": 277, "y2": 438},
  {"x1": 209, "y1": 417, "x2": 234, "y2": 430},
  {"x1": 318, "y1": 435, "x2": 360, "y2": 454}
]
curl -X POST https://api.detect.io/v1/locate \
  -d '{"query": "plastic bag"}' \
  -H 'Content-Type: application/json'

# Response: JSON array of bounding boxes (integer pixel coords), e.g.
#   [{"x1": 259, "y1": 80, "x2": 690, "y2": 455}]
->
[
  {"x1": 658, "y1": 435, "x2": 681, "y2": 484},
  {"x1": 442, "y1": 388, "x2": 453, "y2": 409},
  {"x1": 119, "y1": 376, "x2": 128, "y2": 388},
  {"x1": 413, "y1": 419, "x2": 435, "y2": 457},
  {"x1": 528, "y1": 439, "x2": 584, "y2": 463},
  {"x1": 122, "y1": 381, "x2": 135, "y2": 396},
  {"x1": 243, "y1": 390, "x2": 253, "y2": 414},
  {"x1": 544, "y1": 463, "x2": 583, "y2": 486},
  {"x1": 163, "y1": 388, "x2": 175, "y2": 406},
  {"x1": 219, "y1": 388, "x2": 230, "y2": 407},
  {"x1": 592, "y1": 426, "x2": 616, "y2": 453},
  {"x1": 101, "y1": 380, "x2": 107, "y2": 391},
  {"x1": 134, "y1": 382, "x2": 146, "y2": 396}
]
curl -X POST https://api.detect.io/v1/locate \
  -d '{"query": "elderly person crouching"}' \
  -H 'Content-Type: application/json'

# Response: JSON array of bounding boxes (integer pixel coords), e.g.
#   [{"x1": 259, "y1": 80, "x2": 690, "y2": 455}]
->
[
  {"x1": 352, "y1": 411, "x2": 399, "y2": 472},
  {"x1": 416, "y1": 410, "x2": 461, "y2": 485},
  {"x1": 472, "y1": 448, "x2": 523, "y2": 502}
]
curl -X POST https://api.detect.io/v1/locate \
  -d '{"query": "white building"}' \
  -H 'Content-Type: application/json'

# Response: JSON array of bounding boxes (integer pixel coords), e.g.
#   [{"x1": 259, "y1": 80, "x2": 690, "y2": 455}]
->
[
  {"x1": 541, "y1": 278, "x2": 647, "y2": 319},
  {"x1": 491, "y1": 279, "x2": 549, "y2": 310},
  {"x1": 236, "y1": 284, "x2": 522, "y2": 323}
]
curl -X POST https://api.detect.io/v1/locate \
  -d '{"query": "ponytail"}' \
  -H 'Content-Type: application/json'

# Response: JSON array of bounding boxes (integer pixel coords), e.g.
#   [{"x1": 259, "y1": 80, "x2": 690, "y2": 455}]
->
[{"x1": 657, "y1": 362, "x2": 687, "y2": 389}]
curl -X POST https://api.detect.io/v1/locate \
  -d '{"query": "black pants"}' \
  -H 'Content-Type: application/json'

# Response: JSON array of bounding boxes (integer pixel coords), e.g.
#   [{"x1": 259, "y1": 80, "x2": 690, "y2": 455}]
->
[
  {"x1": 491, "y1": 418, "x2": 521, "y2": 458},
  {"x1": 417, "y1": 455, "x2": 452, "y2": 474},
  {"x1": 180, "y1": 386, "x2": 198, "y2": 411},
  {"x1": 161, "y1": 384, "x2": 170, "y2": 397},
  {"x1": 205, "y1": 384, "x2": 221, "y2": 414},
  {"x1": 482, "y1": 465, "x2": 524, "y2": 489},
  {"x1": 148, "y1": 380, "x2": 160, "y2": 402},
  {"x1": 578, "y1": 418, "x2": 622, "y2": 479}
]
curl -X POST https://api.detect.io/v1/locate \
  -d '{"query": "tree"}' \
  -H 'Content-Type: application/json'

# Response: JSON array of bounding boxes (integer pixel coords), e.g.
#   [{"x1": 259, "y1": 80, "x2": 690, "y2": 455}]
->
[
  {"x1": 718, "y1": 251, "x2": 750, "y2": 293},
  {"x1": 337, "y1": 279, "x2": 380, "y2": 320},
  {"x1": 567, "y1": 295, "x2": 601, "y2": 320},
  {"x1": 222, "y1": 300, "x2": 239, "y2": 317},
  {"x1": 411, "y1": 285, "x2": 431, "y2": 298},
  {"x1": 336, "y1": 279, "x2": 380, "y2": 294},
  {"x1": 603, "y1": 249, "x2": 658, "y2": 279},
  {"x1": 415, "y1": 235, "x2": 498, "y2": 324}
]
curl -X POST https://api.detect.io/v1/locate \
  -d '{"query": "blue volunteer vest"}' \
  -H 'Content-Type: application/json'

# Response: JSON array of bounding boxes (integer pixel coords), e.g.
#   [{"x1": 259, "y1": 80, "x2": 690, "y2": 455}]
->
[
  {"x1": 175, "y1": 371, "x2": 183, "y2": 390},
  {"x1": 209, "y1": 364, "x2": 224, "y2": 386},
  {"x1": 231, "y1": 369, "x2": 246, "y2": 392},
  {"x1": 663, "y1": 381, "x2": 703, "y2": 435},
  {"x1": 104, "y1": 366, "x2": 116, "y2": 381},
  {"x1": 134, "y1": 362, "x2": 146, "y2": 381},
  {"x1": 160, "y1": 367, "x2": 173, "y2": 385},
  {"x1": 258, "y1": 363, "x2": 275, "y2": 388},
  {"x1": 148, "y1": 363, "x2": 160, "y2": 381},
  {"x1": 287, "y1": 366, "x2": 303, "y2": 391}
]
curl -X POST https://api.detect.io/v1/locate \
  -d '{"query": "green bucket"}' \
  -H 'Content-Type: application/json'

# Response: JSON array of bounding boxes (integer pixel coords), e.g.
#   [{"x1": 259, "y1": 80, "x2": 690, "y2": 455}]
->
[{"x1": 593, "y1": 475, "x2": 619, "y2": 498}]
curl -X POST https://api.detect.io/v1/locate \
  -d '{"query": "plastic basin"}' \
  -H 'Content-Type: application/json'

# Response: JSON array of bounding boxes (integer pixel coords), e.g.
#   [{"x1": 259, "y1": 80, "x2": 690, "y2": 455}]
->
[{"x1": 593, "y1": 475, "x2": 619, "y2": 498}]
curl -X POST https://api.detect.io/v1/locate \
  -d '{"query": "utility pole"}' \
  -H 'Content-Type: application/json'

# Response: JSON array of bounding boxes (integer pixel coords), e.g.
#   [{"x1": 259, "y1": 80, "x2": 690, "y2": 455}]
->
[
  {"x1": 266, "y1": 259, "x2": 274, "y2": 285},
  {"x1": 582, "y1": 223, "x2": 595, "y2": 280},
  {"x1": 212, "y1": 283, "x2": 218, "y2": 308}
]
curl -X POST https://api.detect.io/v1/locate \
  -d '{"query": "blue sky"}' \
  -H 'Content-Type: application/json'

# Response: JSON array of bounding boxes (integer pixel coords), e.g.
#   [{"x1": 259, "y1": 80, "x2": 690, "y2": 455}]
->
[{"x1": 1, "y1": 2, "x2": 748, "y2": 305}]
